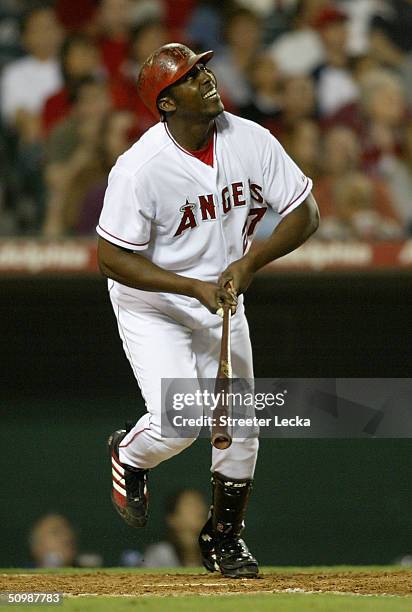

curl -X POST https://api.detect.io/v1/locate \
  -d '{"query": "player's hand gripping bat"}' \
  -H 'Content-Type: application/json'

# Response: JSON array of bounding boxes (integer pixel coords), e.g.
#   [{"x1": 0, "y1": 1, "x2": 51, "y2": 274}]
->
[{"x1": 211, "y1": 283, "x2": 234, "y2": 450}]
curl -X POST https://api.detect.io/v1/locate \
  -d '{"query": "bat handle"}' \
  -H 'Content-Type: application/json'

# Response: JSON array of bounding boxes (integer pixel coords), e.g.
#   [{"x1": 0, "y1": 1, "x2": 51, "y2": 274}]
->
[{"x1": 211, "y1": 301, "x2": 233, "y2": 449}]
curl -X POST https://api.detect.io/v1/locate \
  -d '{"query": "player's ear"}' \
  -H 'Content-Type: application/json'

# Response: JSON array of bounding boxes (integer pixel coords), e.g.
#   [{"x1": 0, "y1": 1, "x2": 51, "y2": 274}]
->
[{"x1": 157, "y1": 95, "x2": 176, "y2": 115}]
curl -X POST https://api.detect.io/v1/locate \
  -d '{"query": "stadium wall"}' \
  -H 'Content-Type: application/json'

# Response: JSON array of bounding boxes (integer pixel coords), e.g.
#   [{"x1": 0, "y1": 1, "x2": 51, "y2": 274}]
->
[{"x1": 1, "y1": 274, "x2": 411, "y2": 567}]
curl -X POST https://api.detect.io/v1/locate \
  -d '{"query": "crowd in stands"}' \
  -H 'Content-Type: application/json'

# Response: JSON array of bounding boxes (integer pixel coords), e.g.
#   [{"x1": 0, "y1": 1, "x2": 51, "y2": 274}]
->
[
  {"x1": 1, "y1": 0, "x2": 412, "y2": 240},
  {"x1": 27, "y1": 489, "x2": 207, "y2": 568}
]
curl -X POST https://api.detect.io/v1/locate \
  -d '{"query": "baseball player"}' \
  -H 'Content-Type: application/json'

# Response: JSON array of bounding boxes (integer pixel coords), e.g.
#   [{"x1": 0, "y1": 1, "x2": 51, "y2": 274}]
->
[{"x1": 98, "y1": 43, "x2": 319, "y2": 578}]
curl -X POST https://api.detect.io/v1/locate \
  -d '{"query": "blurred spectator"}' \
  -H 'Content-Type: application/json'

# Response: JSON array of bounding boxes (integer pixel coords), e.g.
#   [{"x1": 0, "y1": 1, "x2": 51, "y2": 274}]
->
[
  {"x1": 43, "y1": 77, "x2": 111, "y2": 237},
  {"x1": 350, "y1": 53, "x2": 381, "y2": 84},
  {"x1": 359, "y1": 69, "x2": 407, "y2": 174},
  {"x1": 400, "y1": 54, "x2": 412, "y2": 108},
  {"x1": 76, "y1": 109, "x2": 136, "y2": 235},
  {"x1": 162, "y1": 0, "x2": 196, "y2": 41},
  {"x1": 211, "y1": 7, "x2": 262, "y2": 107},
  {"x1": 0, "y1": 5, "x2": 63, "y2": 231},
  {"x1": 1, "y1": 0, "x2": 412, "y2": 243},
  {"x1": 143, "y1": 489, "x2": 207, "y2": 567},
  {"x1": 239, "y1": 53, "x2": 282, "y2": 131},
  {"x1": 368, "y1": 0, "x2": 412, "y2": 106},
  {"x1": 29, "y1": 514, "x2": 77, "y2": 568},
  {"x1": 382, "y1": 120, "x2": 412, "y2": 234},
  {"x1": 314, "y1": 126, "x2": 402, "y2": 236},
  {"x1": 271, "y1": 74, "x2": 317, "y2": 139},
  {"x1": 392, "y1": 553, "x2": 412, "y2": 567},
  {"x1": 76, "y1": 552, "x2": 103, "y2": 568},
  {"x1": 336, "y1": 0, "x2": 382, "y2": 56},
  {"x1": 110, "y1": 19, "x2": 167, "y2": 134},
  {"x1": 268, "y1": 0, "x2": 327, "y2": 76},
  {"x1": 42, "y1": 34, "x2": 101, "y2": 136},
  {"x1": 319, "y1": 171, "x2": 403, "y2": 240},
  {"x1": 319, "y1": 124, "x2": 360, "y2": 175},
  {"x1": 186, "y1": 0, "x2": 232, "y2": 51},
  {"x1": 255, "y1": 116, "x2": 321, "y2": 239},
  {"x1": 283, "y1": 118, "x2": 321, "y2": 179},
  {"x1": 55, "y1": 0, "x2": 99, "y2": 34},
  {"x1": 0, "y1": 0, "x2": 25, "y2": 71},
  {"x1": 0, "y1": 5, "x2": 63, "y2": 138},
  {"x1": 128, "y1": 0, "x2": 164, "y2": 26},
  {"x1": 97, "y1": 0, "x2": 133, "y2": 79},
  {"x1": 260, "y1": 0, "x2": 301, "y2": 45},
  {"x1": 312, "y1": 5, "x2": 359, "y2": 117},
  {"x1": 369, "y1": 0, "x2": 412, "y2": 69},
  {"x1": 124, "y1": 18, "x2": 168, "y2": 77},
  {"x1": 323, "y1": 69, "x2": 408, "y2": 175},
  {"x1": 119, "y1": 548, "x2": 144, "y2": 567},
  {"x1": 236, "y1": 0, "x2": 279, "y2": 15}
]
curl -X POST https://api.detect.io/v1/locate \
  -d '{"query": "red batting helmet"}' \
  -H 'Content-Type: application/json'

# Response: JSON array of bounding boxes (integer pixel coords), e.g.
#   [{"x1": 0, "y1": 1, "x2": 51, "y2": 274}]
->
[{"x1": 137, "y1": 43, "x2": 214, "y2": 119}]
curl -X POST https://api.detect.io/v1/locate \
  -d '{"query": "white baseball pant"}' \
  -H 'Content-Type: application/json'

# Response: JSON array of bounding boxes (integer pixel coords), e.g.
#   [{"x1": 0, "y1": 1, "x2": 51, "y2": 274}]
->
[{"x1": 110, "y1": 293, "x2": 259, "y2": 480}]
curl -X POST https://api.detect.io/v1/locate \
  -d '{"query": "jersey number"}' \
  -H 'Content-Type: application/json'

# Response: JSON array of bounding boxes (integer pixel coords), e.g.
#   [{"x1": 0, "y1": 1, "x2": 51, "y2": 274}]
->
[{"x1": 242, "y1": 208, "x2": 267, "y2": 252}]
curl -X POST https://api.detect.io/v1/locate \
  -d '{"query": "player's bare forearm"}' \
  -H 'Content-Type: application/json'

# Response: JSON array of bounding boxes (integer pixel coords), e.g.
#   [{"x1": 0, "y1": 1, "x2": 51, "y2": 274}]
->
[
  {"x1": 219, "y1": 194, "x2": 320, "y2": 293},
  {"x1": 97, "y1": 237, "x2": 236, "y2": 313},
  {"x1": 98, "y1": 236, "x2": 192, "y2": 293}
]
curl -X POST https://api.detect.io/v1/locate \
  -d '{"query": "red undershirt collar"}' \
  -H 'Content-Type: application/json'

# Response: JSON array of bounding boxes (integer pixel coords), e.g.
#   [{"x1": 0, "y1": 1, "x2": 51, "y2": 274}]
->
[{"x1": 165, "y1": 123, "x2": 216, "y2": 167}]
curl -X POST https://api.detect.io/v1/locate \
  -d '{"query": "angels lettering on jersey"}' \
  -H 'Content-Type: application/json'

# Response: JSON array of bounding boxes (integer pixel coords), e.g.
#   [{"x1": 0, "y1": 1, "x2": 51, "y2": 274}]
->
[
  {"x1": 174, "y1": 179, "x2": 266, "y2": 252},
  {"x1": 97, "y1": 112, "x2": 313, "y2": 278}
]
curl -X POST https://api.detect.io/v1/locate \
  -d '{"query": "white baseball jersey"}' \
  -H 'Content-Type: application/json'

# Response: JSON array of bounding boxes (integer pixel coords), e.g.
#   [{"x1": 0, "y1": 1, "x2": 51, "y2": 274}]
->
[{"x1": 97, "y1": 111, "x2": 312, "y2": 325}]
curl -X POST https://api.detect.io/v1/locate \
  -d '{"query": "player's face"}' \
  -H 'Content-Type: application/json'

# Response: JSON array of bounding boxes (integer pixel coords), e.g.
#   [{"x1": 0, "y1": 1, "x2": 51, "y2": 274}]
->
[{"x1": 162, "y1": 63, "x2": 224, "y2": 120}]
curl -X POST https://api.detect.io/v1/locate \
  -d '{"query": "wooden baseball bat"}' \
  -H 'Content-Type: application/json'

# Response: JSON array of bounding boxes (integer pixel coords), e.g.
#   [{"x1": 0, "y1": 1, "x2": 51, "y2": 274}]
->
[{"x1": 211, "y1": 299, "x2": 233, "y2": 450}]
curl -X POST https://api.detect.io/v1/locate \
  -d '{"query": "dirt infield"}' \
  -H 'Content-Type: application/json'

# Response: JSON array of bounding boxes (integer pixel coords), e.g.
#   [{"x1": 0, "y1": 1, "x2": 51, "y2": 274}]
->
[{"x1": 2, "y1": 570, "x2": 411, "y2": 597}]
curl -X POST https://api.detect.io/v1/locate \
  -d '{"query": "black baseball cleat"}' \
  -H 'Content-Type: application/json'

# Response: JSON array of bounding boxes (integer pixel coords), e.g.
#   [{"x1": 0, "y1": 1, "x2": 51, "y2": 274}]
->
[
  {"x1": 199, "y1": 518, "x2": 259, "y2": 578},
  {"x1": 199, "y1": 518, "x2": 218, "y2": 572},
  {"x1": 108, "y1": 429, "x2": 149, "y2": 528}
]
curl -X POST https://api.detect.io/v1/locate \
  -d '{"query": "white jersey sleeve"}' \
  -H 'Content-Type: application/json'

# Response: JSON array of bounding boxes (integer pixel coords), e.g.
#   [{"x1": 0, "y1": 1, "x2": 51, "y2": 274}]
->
[
  {"x1": 96, "y1": 167, "x2": 152, "y2": 250},
  {"x1": 262, "y1": 132, "x2": 312, "y2": 217}
]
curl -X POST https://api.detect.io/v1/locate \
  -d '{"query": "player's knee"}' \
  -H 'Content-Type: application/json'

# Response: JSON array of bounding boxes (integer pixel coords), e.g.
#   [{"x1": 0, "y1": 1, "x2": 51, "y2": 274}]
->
[
  {"x1": 180, "y1": 436, "x2": 198, "y2": 450},
  {"x1": 236, "y1": 436, "x2": 259, "y2": 465},
  {"x1": 211, "y1": 436, "x2": 259, "y2": 480},
  {"x1": 245, "y1": 436, "x2": 259, "y2": 456},
  {"x1": 164, "y1": 435, "x2": 199, "y2": 454}
]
